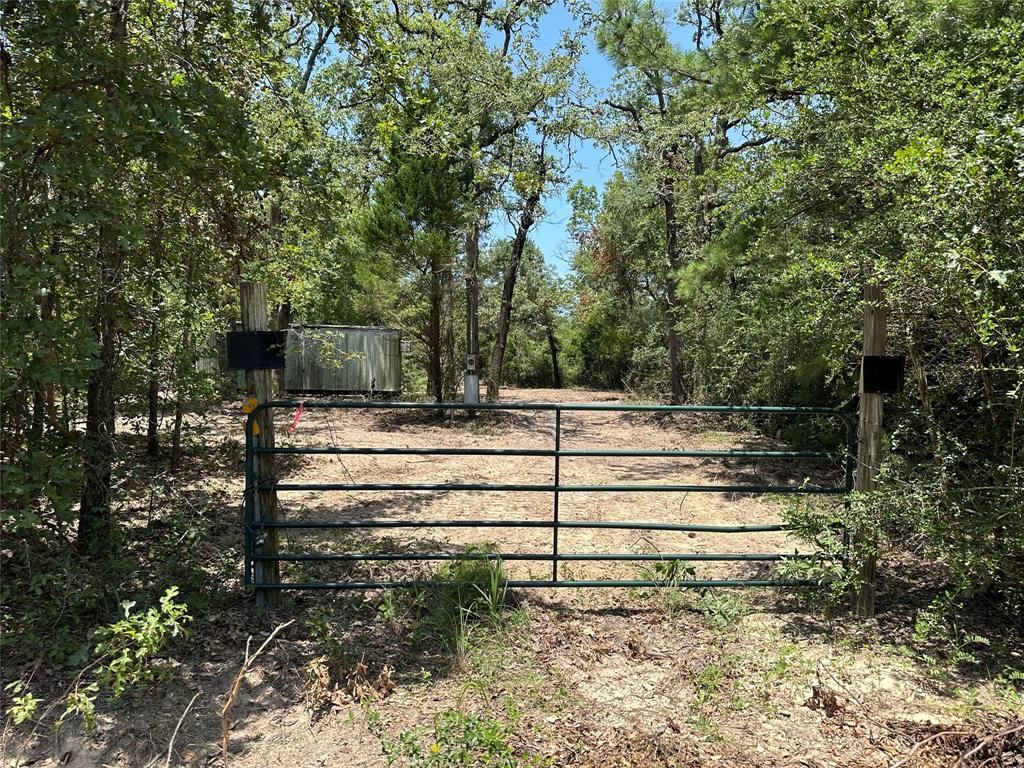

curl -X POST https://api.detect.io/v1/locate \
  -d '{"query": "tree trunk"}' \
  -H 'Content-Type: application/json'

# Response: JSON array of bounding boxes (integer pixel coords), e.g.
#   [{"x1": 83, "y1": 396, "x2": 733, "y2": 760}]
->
[
  {"x1": 40, "y1": 286, "x2": 59, "y2": 430},
  {"x1": 545, "y1": 312, "x2": 562, "y2": 388},
  {"x1": 78, "y1": 230, "x2": 123, "y2": 554},
  {"x1": 171, "y1": 248, "x2": 196, "y2": 470},
  {"x1": 77, "y1": 0, "x2": 129, "y2": 555},
  {"x1": 464, "y1": 220, "x2": 481, "y2": 402},
  {"x1": 486, "y1": 190, "x2": 541, "y2": 402},
  {"x1": 274, "y1": 299, "x2": 290, "y2": 396},
  {"x1": 146, "y1": 215, "x2": 163, "y2": 459},
  {"x1": 662, "y1": 190, "x2": 686, "y2": 404},
  {"x1": 440, "y1": 265, "x2": 456, "y2": 401},
  {"x1": 428, "y1": 262, "x2": 443, "y2": 403}
]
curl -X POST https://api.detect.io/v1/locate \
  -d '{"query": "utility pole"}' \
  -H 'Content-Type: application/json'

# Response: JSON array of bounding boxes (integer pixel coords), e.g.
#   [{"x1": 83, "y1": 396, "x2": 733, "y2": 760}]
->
[
  {"x1": 854, "y1": 283, "x2": 886, "y2": 618},
  {"x1": 240, "y1": 282, "x2": 281, "y2": 607}
]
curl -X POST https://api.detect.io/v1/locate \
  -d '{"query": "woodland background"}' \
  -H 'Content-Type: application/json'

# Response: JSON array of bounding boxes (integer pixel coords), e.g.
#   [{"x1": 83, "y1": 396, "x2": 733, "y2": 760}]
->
[{"x1": 1, "y1": 0, "x2": 1022, "y2": 714}]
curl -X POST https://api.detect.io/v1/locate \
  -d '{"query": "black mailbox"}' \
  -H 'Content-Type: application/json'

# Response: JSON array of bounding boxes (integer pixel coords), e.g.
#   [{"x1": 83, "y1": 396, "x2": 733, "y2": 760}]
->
[
  {"x1": 862, "y1": 355, "x2": 905, "y2": 394},
  {"x1": 226, "y1": 331, "x2": 286, "y2": 370}
]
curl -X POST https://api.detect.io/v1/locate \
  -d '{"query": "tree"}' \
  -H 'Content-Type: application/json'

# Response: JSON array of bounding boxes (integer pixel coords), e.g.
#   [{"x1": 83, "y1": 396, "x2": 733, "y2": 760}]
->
[
  {"x1": 1, "y1": 0, "x2": 267, "y2": 549},
  {"x1": 595, "y1": 0, "x2": 774, "y2": 402},
  {"x1": 363, "y1": 149, "x2": 472, "y2": 402}
]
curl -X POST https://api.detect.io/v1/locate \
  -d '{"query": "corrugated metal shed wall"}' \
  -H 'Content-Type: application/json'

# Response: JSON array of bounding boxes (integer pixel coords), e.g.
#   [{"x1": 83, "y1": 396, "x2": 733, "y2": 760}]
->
[{"x1": 284, "y1": 325, "x2": 401, "y2": 394}]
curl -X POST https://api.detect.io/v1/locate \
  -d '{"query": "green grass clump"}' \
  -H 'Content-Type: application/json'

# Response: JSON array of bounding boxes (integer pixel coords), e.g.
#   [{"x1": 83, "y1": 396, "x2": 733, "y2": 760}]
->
[{"x1": 372, "y1": 707, "x2": 550, "y2": 768}]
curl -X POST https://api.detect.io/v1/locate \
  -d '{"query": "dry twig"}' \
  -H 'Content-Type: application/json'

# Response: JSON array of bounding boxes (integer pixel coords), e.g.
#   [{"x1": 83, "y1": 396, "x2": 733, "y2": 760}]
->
[
  {"x1": 220, "y1": 620, "x2": 294, "y2": 765},
  {"x1": 955, "y1": 721, "x2": 1024, "y2": 765},
  {"x1": 165, "y1": 690, "x2": 201, "y2": 768},
  {"x1": 889, "y1": 729, "x2": 967, "y2": 768}
]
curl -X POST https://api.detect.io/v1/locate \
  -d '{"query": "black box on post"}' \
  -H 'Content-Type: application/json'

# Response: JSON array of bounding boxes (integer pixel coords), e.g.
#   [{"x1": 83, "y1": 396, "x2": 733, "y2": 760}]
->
[
  {"x1": 226, "y1": 331, "x2": 286, "y2": 370},
  {"x1": 862, "y1": 355, "x2": 905, "y2": 394}
]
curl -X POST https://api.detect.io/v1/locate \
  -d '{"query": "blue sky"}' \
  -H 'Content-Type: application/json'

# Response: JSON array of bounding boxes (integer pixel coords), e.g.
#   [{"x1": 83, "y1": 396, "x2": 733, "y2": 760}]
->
[{"x1": 488, "y1": 1, "x2": 694, "y2": 275}]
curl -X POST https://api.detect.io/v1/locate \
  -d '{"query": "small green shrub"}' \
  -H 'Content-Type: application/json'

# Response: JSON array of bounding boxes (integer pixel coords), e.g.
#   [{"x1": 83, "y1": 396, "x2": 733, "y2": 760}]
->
[
  {"x1": 91, "y1": 586, "x2": 191, "y2": 697},
  {"x1": 634, "y1": 557, "x2": 697, "y2": 616},
  {"x1": 6, "y1": 587, "x2": 191, "y2": 731},
  {"x1": 3, "y1": 681, "x2": 40, "y2": 724},
  {"x1": 697, "y1": 591, "x2": 746, "y2": 631},
  {"x1": 374, "y1": 708, "x2": 549, "y2": 768}
]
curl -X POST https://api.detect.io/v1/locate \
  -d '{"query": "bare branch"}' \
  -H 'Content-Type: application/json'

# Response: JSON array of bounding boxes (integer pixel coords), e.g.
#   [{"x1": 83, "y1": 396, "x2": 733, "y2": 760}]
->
[
  {"x1": 720, "y1": 134, "x2": 773, "y2": 156},
  {"x1": 602, "y1": 99, "x2": 645, "y2": 132}
]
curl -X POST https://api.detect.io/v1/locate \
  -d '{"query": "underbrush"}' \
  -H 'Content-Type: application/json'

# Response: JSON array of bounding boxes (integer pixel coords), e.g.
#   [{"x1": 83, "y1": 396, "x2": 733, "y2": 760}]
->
[
  {"x1": 302, "y1": 548, "x2": 526, "y2": 715},
  {"x1": 1, "y1": 427, "x2": 239, "y2": 744},
  {"x1": 1, "y1": 499, "x2": 232, "y2": 669},
  {"x1": 368, "y1": 705, "x2": 551, "y2": 768},
  {"x1": 631, "y1": 558, "x2": 749, "y2": 631},
  {"x1": 778, "y1": 493, "x2": 1024, "y2": 692},
  {"x1": 3, "y1": 586, "x2": 191, "y2": 734}
]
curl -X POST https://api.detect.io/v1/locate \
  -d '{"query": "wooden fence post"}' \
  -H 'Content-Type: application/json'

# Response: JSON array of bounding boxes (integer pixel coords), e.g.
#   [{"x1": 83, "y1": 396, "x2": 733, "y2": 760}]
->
[
  {"x1": 854, "y1": 283, "x2": 886, "y2": 618},
  {"x1": 241, "y1": 282, "x2": 281, "y2": 607}
]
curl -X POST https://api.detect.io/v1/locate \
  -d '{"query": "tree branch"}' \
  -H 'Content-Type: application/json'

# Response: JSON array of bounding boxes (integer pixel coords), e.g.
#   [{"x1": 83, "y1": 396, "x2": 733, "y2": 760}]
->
[
  {"x1": 720, "y1": 134, "x2": 773, "y2": 156},
  {"x1": 602, "y1": 99, "x2": 645, "y2": 132},
  {"x1": 299, "y1": 24, "x2": 334, "y2": 94}
]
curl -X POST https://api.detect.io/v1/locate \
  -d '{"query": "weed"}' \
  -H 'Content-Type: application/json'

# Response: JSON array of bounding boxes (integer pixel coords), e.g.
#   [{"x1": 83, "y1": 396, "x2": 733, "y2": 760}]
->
[
  {"x1": 377, "y1": 708, "x2": 551, "y2": 767},
  {"x1": 4, "y1": 681, "x2": 39, "y2": 724},
  {"x1": 697, "y1": 591, "x2": 746, "y2": 631},
  {"x1": 995, "y1": 668, "x2": 1024, "y2": 710},
  {"x1": 913, "y1": 591, "x2": 993, "y2": 668},
  {"x1": 377, "y1": 589, "x2": 400, "y2": 623},
  {"x1": 355, "y1": 548, "x2": 520, "y2": 669},
  {"x1": 692, "y1": 664, "x2": 725, "y2": 708},
  {"x1": 419, "y1": 549, "x2": 518, "y2": 662},
  {"x1": 460, "y1": 615, "x2": 566, "y2": 719},
  {"x1": 304, "y1": 603, "x2": 351, "y2": 658},
  {"x1": 634, "y1": 556, "x2": 697, "y2": 617},
  {"x1": 768, "y1": 642, "x2": 812, "y2": 680},
  {"x1": 6, "y1": 587, "x2": 190, "y2": 731},
  {"x1": 691, "y1": 712, "x2": 721, "y2": 740}
]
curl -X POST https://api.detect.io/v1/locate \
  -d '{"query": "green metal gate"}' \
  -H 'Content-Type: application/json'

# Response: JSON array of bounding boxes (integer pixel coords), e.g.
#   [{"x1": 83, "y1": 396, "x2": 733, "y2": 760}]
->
[{"x1": 244, "y1": 401, "x2": 855, "y2": 591}]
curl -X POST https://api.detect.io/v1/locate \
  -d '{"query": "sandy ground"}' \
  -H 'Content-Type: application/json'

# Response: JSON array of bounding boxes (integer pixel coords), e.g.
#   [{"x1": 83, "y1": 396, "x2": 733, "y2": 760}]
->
[{"x1": 4, "y1": 389, "x2": 1019, "y2": 768}]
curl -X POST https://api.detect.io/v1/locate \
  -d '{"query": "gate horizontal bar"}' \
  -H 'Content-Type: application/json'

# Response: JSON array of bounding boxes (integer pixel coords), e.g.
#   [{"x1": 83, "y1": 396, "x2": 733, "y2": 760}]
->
[
  {"x1": 252, "y1": 551, "x2": 821, "y2": 562},
  {"x1": 253, "y1": 446, "x2": 839, "y2": 459},
  {"x1": 251, "y1": 399, "x2": 853, "y2": 416},
  {"x1": 255, "y1": 519, "x2": 798, "y2": 532},
  {"x1": 270, "y1": 482, "x2": 847, "y2": 494},
  {"x1": 252, "y1": 578, "x2": 833, "y2": 590}
]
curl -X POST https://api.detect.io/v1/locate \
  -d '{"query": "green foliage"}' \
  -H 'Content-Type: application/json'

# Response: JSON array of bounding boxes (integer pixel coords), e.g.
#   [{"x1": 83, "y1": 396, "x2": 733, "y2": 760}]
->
[
  {"x1": 4, "y1": 681, "x2": 40, "y2": 725},
  {"x1": 776, "y1": 497, "x2": 855, "y2": 609},
  {"x1": 697, "y1": 591, "x2": 747, "y2": 632},
  {"x1": 5, "y1": 588, "x2": 190, "y2": 731},
  {"x1": 375, "y1": 708, "x2": 549, "y2": 768},
  {"x1": 426, "y1": 552, "x2": 517, "y2": 662},
  {"x1": 91, "y1": 587, "x2": 191, "y2": 698},
  {"x1": 576, "y1": 0, "x2": 1024, "y2": 617}
]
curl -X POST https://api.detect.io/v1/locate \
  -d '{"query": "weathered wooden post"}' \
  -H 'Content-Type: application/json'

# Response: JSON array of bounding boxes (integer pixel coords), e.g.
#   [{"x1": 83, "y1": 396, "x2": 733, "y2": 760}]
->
[
  {"x1": 854, "y1": 283, "x2": 886, "y2": 618},
  {"x1": 240, "y1": 282, "x2": 281, "y2": 607}
]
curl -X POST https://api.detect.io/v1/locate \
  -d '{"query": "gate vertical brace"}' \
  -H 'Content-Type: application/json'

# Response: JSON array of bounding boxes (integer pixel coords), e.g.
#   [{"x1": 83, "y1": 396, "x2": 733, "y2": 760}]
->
[{"x1": 552, "y1": 408, "x2": 561, "y2": 582}]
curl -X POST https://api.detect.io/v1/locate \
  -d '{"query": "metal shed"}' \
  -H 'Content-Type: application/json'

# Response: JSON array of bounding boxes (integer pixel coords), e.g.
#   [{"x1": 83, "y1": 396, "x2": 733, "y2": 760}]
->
[{"x1": 284, "y1": 325, "x2": 401, "y2": 395}]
